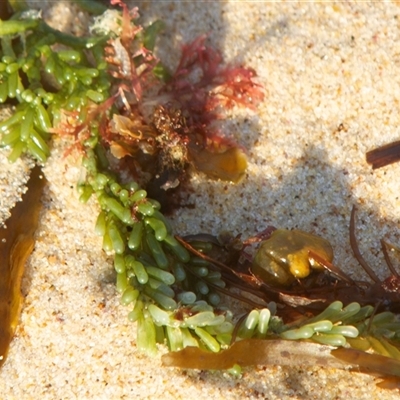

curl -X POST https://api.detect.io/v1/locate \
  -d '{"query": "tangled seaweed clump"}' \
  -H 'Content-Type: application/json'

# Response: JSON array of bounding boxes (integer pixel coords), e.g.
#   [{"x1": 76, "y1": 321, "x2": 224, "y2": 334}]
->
[
  {"x1": 2, "y1": 0, "x2": 400, "y2": 388},
  {"x1": 0, "y1": 0, "x2": 267, "y2": 356}
]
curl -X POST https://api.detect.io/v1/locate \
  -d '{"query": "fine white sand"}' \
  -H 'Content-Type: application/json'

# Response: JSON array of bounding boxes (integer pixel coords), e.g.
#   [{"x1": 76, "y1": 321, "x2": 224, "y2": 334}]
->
[{"x1": 1, "y1": 1, "x2": 400, "y2": 399}]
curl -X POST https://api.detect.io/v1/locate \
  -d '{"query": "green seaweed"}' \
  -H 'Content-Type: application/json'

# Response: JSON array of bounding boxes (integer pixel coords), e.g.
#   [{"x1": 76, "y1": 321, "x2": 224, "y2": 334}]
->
[{"x1": 0, "y1": 1, "x2": 262, "y2": 357}]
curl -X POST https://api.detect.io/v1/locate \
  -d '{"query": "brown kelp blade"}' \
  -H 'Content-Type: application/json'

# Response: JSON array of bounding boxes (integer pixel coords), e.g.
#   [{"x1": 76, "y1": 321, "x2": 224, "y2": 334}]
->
[
  {"x1": 331, "y1": 347, "x2": 400, "y2": 378},
  {"x1": 162, "y1": 339, "x2": 350, "y2": 370},
  {"x1": 376, "y1": 376, "x2": 400, "y2": 390},
  {"x1": 0, "y1": 165, "x2": 46, "y2": 367}
]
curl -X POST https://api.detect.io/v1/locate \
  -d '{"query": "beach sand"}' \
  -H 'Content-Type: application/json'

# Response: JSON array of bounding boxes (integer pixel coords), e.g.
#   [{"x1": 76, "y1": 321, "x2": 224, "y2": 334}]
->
[{"x1": 1, "y1": 1, "x2": 400, "y2": 399}]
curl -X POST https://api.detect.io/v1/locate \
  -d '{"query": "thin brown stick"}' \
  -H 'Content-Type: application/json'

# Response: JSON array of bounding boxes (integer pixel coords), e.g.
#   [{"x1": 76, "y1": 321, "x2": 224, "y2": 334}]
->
[
  {"x1": 366, "y1": 301, "x2": 382, "y2": 333},
  {"x1": 381, "y1": 240, "x2": 400, "y2": 278},
  {"x1": 176, "y1": 236, "x2": 268, "y2": 308},
  {"x1": 308, "y1": 250, "x2": 355, "y2": 285},
  {"x1": 183, "y1": 264, "x2": 266, "y2": 309},
  {"x1": 349, "y1": 206, "x2": 380, "y2": 283},
  {"x1": 366, "y1": 140, "x2": 400, "y2": 169},
  {"x1": 230, "y1": 313, "x2": 249, "y2": 345},
  {"x1": 175, "y1": 235, "x2": 257, "y2": 282}
]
